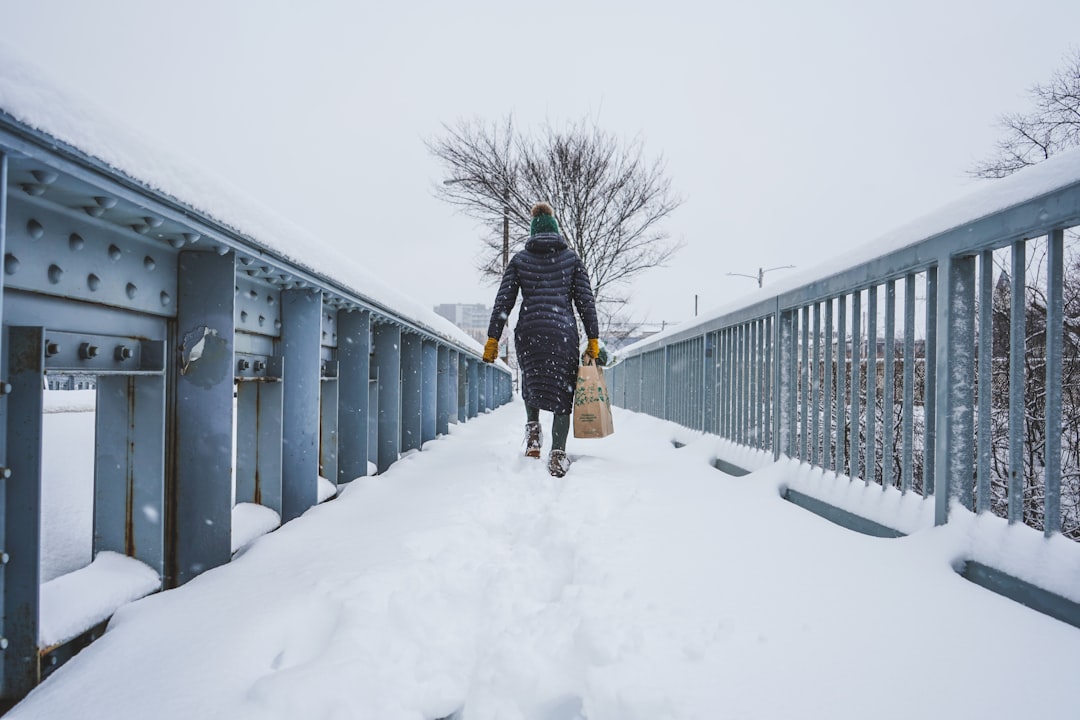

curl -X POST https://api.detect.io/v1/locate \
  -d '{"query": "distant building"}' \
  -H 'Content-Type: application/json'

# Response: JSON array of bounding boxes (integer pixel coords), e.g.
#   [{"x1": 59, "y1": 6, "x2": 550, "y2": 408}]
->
[
  {"x1": 434, "y1": 303, "x2": 491, "y2": 344},
  {"x1": 46, "y1": 374, "x2": 96, "y2": 391}
]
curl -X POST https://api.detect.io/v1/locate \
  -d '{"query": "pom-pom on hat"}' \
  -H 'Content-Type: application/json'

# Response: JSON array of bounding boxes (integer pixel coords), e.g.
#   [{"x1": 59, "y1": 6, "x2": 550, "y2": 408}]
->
[{"x1": 529, "y1": 202, "x2": 560, "y2": 235}]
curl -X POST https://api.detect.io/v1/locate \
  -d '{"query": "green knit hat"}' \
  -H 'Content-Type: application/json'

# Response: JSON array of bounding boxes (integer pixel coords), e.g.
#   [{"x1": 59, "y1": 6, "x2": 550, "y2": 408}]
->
[{"x1": 529, "y1": 202, "x2": 559, "y2": 235}]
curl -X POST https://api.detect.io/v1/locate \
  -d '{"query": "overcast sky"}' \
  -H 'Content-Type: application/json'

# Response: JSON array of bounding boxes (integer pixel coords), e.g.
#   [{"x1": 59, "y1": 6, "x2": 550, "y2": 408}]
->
[{"x1": 3, "y1": 0, "x2": 1079, "y2": 328}]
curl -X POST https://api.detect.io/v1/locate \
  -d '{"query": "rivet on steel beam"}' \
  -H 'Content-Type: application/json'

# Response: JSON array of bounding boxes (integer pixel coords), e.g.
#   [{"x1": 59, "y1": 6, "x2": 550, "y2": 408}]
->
[
  {"x1": 215, "y1": 245, "x2": 229, "y2": 256},
  {"x1": 87, "y1": 273, "x2": 101, "y2": 291},
  {"x1": 48, "y1": 264, "x2": 64, "y2": 284},
  {"x1": 69, "y1": 233, "x2": 85, "y2": 251},
  {"x1": 5, "y1": 254, "x2": 19, "y2": 275},
  {"x1": 0, "y1": 637, "x2": 8, "y2": 650},
  {"x1": 274, "y1": 319, "x2": 282, "y2": 330},
  {"x1": 79, "y1": 343, "x2": 99, "y2": 360},
  {"x1": 132, "y1": 222, "x2": 150, "y2": 234},
  {"x1": 144, "y1": 256, "x2": 156, "y2": 271},
  {"x1": 45, "y1": 341, "x2": 61, "y2": 357},
  {"x1": 266, "y1": 295, "x2": 275, "y2": 305},
  {"x1": 0, "y1": 382, "x2": 12, "y2": 395},
  {"x1": 169, "y1": 237, "x2": 186, "y2": 249},
  {"x1": 144, "y1": 216, "x2": 163, "y2": 228},
  {"x1": 94, "y1": 196, "x2": 117, "y2": 209},
  {"x1": 49, "y1": 655, "x2": 58, "y2": 666},
  {"x1": 183, "y1": 232, "x2": 201, "y2": 245},
  {"x1": 83, "y1": 206, "x2": 105, "y2": 218},
  {"x1": 0, "y1": 467, "x2": 10, "y2": 479},
  {"x1": 115, "y1": 346, "x2": 133, "y2": 361},
  {"x1": 238, "y1": 359, "x2": 251, "y2": 372},
  {"x1": 21, "y1": 184, "x2": 45, "y2": 196},
  {"x1": 160, "y1": 291, "x2": 172, "y2": 307},
  {"x1": 240, "y1": 311, "x2": 248, "y2": 323},
  {"x1": 248, "y1": 290, "x2": 258, "y2": 299},
  {"x1": 126, "y1": 283, "x2": 137, "y2": 299},
  {"x1": 253, "y1": 360, "x2": 266, "y2": 372},
  {"x1": 258, "y1": 315, "x2": 266, "y2": 327},
  {"x1": 27, "y1": 219, "x2": 44, "y2": 240},
  {"x1": 0, "y1": 552, "x2": 8, "y2": 564},
  {"x1": 108, "y1": 244, "x2": 122, "y2": 261},
  {"x1": 238, "y1": 256, "x2": 253, "y2": 266},
  {"x1": 31, "y1": 169, "x2": 58, "y2": 185}
]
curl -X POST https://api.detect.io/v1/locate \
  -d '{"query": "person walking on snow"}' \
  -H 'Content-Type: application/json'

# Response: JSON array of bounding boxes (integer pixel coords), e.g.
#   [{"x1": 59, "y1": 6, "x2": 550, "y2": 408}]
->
[{"x1": 482, "y1": 202, "x2": 601, "y2": 477}]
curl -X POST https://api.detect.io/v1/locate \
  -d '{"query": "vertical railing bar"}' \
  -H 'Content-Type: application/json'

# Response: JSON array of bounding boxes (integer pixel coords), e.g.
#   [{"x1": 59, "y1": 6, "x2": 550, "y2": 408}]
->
[
  {"x1": 760, "y1": 318, "x2": 768, "y2": 449},
  {"x1": 925, "y1": 266, "x2": 939, "y2": 497},
  {"x1": 751, "y1": 321, "x2": 760, "y2": 444},
  {"x1": 758, "y1": 320, "x2": 766, "y2": 448},
  {"x1": 739, "y1": 324, "x2": 748, "y2": 445},
  {"x1": 883, "y1": 280, "x2": 896, "y2": 490},
  {"x1": 837, "y1": 296, "x2": 848, "y2": 475},
  {"x1": 936, "y1": 255, "x2": 975, "y2": 522},
  {"x1": 1008, "y1": 240, "x2": 1027, "y2": 523},
  {"x1": 812, "y1": 302, "x2": 821, "y2": 467},
  {"x1": 976, "y1": 250, "x2": 993, "y2": 513},
  {"x1": 800, "y1": 305, "x2": 810, "y2": 461},
  {"x1": 788, "y1": 312, "x2": 799, "y2": 452},
  {"x1": 824, "y1": 299, "x2": 834, "y2": 473},
  {"x1": 734, "y1": 327, "x2": 742, "y2": 444},
  {"x1": 743, "y1": 325, "x2": 751, "y2": 444},
  {"x1": 851, "y1": 290, "x2": 863, "y2": 480},
  {"x1": 865, "y1": 285, "x2": 878, "y2": 485},
  {"x1": 750, "y1": 321, "x2": 759, "y2": 448},
  {"x1": 764, "y1": 315, "x2": 773, "y2": 450},
  {"x1": 1044, "y1": 228, "x2": 1063, "y2": 536},
  {"x1": 725, "y1": 325, "x2": 734, "y2": 440},
  {"x1": 902, "y1": 274, "x2": 916, "y2": 493},
  {"x1": 743, "y1": 323, "x2": 751, "y2": 445},
  {"x1": 773, "y1": 301, "x2": 786, "y2": 459},
  {"x1": 717, "y1": 331, "x2": 725, "y2": 437}
]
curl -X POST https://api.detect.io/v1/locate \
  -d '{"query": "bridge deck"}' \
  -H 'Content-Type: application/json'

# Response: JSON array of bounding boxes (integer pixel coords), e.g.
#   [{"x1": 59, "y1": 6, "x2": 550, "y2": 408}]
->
[{"x1": 9, "y1": 401, "x2": 1080, "y2": 719}]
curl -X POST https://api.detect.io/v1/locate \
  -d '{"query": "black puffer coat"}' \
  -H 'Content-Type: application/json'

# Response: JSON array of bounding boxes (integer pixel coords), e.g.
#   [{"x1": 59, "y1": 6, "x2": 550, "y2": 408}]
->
[{"x1": 487, "y1": 232, "x2": 599, "y2": 414}]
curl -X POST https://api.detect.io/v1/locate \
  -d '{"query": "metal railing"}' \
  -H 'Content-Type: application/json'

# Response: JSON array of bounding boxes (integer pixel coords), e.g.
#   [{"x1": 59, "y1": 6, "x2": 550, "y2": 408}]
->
[
  {"x1": 0, "y1": 111, "x2": 512, "y2": 703},
  {"x1": 611, "y1": 151, "x2": 1080, "y2": 546}
]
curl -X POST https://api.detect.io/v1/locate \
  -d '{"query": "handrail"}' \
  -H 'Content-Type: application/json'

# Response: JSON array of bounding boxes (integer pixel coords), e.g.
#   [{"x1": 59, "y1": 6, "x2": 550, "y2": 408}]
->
[
  {"x1": 610, "y1": 148, "x2": 1080, "y2": 544},
  {"x1": 0, "y1": 93, "x2": 512, "y2": 704}
]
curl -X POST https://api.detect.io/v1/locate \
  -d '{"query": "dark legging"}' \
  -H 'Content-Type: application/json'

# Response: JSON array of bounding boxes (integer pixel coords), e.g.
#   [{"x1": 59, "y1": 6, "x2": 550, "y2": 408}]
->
[{"x1": 526, "y1": 405, "x2": 570, "y2": 451}]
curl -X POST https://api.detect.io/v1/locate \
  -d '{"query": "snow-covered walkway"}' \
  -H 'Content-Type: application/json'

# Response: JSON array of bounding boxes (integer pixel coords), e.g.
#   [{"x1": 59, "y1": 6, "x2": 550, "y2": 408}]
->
[{"x1": 10, "y1": 400, "x2": 1080, "y2": 720}]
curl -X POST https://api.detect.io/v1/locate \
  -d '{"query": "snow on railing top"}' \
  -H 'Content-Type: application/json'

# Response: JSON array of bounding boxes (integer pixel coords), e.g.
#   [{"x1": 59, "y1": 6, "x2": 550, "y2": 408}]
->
[
  {"x1": 0, "y1": 46, "x2": 483, "y2": 354},
  {"x1": 620, "y1": 145, "x2": 1080, "y2": 356}
]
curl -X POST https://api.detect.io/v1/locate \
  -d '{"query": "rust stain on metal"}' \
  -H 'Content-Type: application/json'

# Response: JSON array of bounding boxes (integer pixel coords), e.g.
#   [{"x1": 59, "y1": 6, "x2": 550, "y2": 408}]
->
[{"x1": 125, "y1": 376, "x2": 136, "y2": 557}]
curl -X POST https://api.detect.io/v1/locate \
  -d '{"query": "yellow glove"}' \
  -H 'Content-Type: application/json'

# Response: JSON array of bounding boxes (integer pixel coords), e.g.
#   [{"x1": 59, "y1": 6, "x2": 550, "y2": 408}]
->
[
  {"x1": 586, "y1": 338, "x2": 600, "y2": 359},
  {"x1": 483, "y1": 337, "x2": 500, "y2": 363}
]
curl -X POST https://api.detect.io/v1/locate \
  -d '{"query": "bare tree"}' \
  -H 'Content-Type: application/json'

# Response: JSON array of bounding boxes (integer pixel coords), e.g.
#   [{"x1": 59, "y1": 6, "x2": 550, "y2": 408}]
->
[
  {"x1": 427, "y1": 115, "x2": 683, "y2": 323},
  {"x1": 970, "y1": 48, "x2": 1080, "y2": 179}
]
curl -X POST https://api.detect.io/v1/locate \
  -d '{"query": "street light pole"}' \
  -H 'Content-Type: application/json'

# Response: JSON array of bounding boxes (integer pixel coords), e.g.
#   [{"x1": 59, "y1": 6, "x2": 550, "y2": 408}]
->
[{"x1": 726, "y1": 265, "x2": 796, "y2": 288}]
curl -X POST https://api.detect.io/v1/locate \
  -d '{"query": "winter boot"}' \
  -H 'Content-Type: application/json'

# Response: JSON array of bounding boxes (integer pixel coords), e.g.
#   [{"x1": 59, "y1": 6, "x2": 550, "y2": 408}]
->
[
  {"x1": 524, "y1": 421, "x2": 542, "y2": 458},
  {"x1": 547, "y1": 449, "x2": 570, "y2": 477}
]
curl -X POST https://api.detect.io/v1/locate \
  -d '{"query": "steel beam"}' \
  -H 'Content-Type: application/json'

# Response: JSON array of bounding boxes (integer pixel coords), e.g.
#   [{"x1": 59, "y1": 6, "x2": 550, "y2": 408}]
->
[
  {"x1": 400, "y1": 333, "x2": 423, "y2": 452},
  {"x1": 422, "y1": 340, "x2": 438, "y2": 443},
  {"x1": 170, "y1": 250, "x2": 235, "y2": 586},
  {"x1": 373, "y1": 322, "x2": 401, "y2": 472},
  {"x1": 337, "y1": 309, "x2": 370, "y2": 482},
  {"x1": 3, "y1": 327, "x2": 45, "y2": 698},
  {"x1": 95, "y1": 370, "x2": 166, "y2": 576},
  {"x1": 436, "y1": 345, "x2": 450, "y2": 436},
  {"x1": 235, "y1": 370, "x2": 284, "y2": 515},
  {"x1": 280, "y1": 289, "x2": 322, "y2": 522}
]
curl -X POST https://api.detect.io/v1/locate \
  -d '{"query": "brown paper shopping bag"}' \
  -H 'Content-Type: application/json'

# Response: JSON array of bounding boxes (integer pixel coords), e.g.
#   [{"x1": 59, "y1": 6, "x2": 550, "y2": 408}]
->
[{"x1": 573, "y1": 356, "x2": 615, "y2": 438}]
